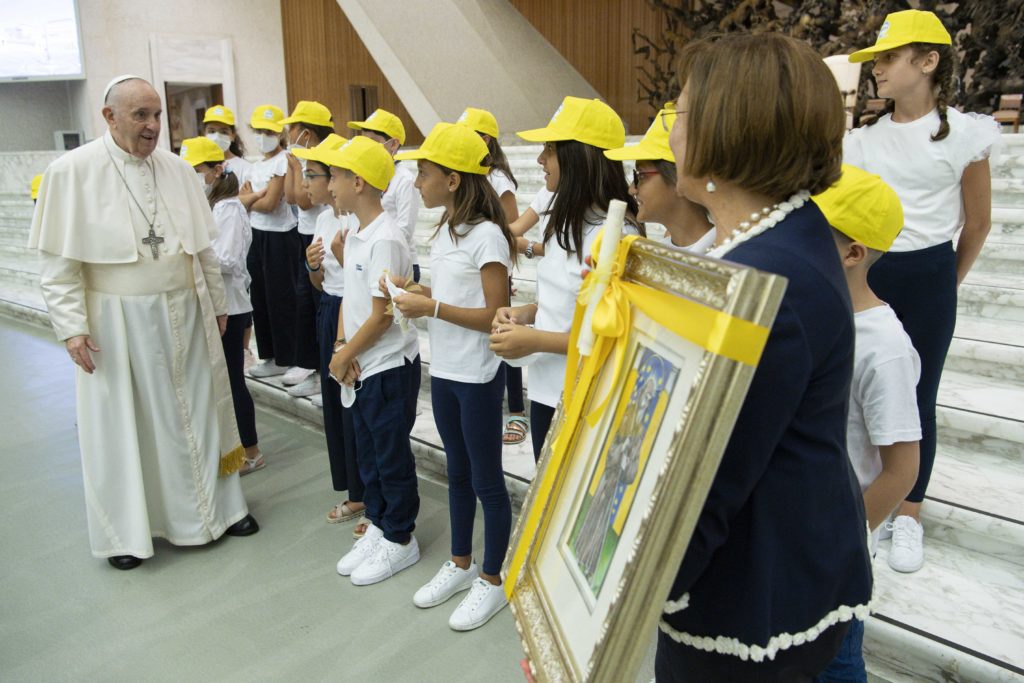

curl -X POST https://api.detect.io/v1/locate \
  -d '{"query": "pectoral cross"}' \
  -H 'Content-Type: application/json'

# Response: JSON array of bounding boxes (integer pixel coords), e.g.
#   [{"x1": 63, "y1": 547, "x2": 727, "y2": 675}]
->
[{"x1": 142, "y1": 226, "x2": 165, "y2": 260}]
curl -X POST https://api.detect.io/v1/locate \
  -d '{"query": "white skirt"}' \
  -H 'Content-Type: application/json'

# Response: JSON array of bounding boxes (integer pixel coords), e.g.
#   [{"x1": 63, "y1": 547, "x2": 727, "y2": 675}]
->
[{"x1": 77, "y1": 285, "x2": 248, "y2": 558}]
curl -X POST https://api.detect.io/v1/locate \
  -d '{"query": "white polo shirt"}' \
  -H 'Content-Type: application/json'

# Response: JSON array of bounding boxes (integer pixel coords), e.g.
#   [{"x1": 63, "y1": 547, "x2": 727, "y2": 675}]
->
[
  {"x1": 488, "y1": 169, "x2": 516, "y2": 198},
  {"x1": 529, "y1": 209, "x2": 639, "y2": 408},
  {"x1": 248, "y1": 151, "x2": 296, "y2": 232},
  {"x1": 383, "y1": 162, "x2": 421, "y2": 266},
  {"x1": 342, "y1": 211, "x2": 419, "y2": 380},
  {"x1": 313, "y1": 209, "x2": 346, "y2": 298},
  {"x1": 428, "y1": 221, "x2": 512, "y2": 383}
]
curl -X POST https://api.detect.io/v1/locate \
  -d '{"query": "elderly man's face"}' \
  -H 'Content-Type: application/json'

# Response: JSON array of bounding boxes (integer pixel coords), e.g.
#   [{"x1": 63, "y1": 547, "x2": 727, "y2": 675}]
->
[{"x1": 103, "y1": 81, "x2": 162, "y2": 158}]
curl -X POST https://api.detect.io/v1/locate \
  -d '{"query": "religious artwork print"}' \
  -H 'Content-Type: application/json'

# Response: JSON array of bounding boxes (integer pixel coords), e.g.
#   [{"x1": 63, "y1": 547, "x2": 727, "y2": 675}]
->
[{"x1": 568, "y1": 345, "x2": 680, "y2": 600}]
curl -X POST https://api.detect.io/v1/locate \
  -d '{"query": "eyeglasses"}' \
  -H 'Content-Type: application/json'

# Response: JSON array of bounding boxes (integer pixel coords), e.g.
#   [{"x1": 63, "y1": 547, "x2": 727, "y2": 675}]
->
[
  {"x1": 632, "y1": 168, "x2": 661, "y2": 187},
  {"x1": 302, "y1": 170, "x2": 330, "y2": 179},
  {"x1": 659, "y1": 109, "x2": 686, "y2": 132}
]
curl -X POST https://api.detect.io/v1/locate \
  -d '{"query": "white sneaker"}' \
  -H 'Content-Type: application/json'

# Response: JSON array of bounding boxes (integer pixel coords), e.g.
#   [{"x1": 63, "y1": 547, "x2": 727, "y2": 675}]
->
[
  {"x1": 336, "y1": 524, "x2": 383, "y2": 576},
  {"x1": 287, "y1": 373, "x2": 320, "y2": 397},
  {"x1": 351, "y1": 536, "x2": 420, "y2": 586},
  {"x1": 413, "y1": 561, "x2": 478, "y2": 608},
  {"x1": 310, "y1": 393, "x2": 323, "y2": 408},
  {"x1": 448, "y1": 578, "x2": 508, "y2": 631},
  {"x1": 281, "y1": 366, "x2": 315, "y2": 386},
  {"x1": 248, "y1": 359, "x2": 287, "y2": 378},
  {"x1": 888, "y1": 515, "x2": 924, "y2": 573}
]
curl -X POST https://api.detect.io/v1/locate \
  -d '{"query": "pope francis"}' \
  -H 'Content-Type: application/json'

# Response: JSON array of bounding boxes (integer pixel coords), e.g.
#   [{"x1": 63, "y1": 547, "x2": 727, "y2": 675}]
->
[{"x1": 28, "y1": 75, "x2": 259, "y2": 570}]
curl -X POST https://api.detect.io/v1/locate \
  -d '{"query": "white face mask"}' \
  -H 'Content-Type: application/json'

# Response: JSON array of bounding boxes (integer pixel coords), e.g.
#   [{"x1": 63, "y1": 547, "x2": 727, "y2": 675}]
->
[
  {"x1": 206, "y1": 132, "x2": 231, "y2": 152},
  {"x1": 258, "y1": 133, "x2": 280, "y2": 154},
  {"x1": 196, "y1": 170, "x2": 214, "y2": 196}
]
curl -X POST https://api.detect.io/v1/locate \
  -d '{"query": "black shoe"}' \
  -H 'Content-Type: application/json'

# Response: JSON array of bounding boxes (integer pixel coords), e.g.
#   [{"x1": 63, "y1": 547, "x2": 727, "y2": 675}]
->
[
  {"x1": 225, "y1": 514, "x2": 260, "y2": 537},
  {"x1": 108, "y1": 555, "x2": 142, "y2": 570}
]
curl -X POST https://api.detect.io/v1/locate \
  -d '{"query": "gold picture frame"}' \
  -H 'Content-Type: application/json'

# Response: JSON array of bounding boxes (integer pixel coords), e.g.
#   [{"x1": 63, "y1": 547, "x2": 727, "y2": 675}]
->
[{"x1": 503, "y1": 238, "x2": 787, "y2": 683}]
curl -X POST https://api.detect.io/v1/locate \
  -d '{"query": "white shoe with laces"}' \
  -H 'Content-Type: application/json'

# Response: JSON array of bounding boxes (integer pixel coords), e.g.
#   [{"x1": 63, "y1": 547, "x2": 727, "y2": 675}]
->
[
  {"x1": 351, "y1": 535, "x2": 420, "y2": 586},
  {"x1": 282, "y1": 366, "x2": 315, "y2": 386},
  {"x1": 287, "y1": 373, "x2": 320, "y2": 397},
  {"x1": 336, "y1": 523, "x2": 383, "y2": 576},
  {"x1": 448, "y1": 578, "x2": 508, "y2": 631},
  {"x1": 413, "y1": 561, "x2": 477, "y2": 608},
  {"x1": 248, "y1": 359, "x2": 287, "y2": 378},
  {"x1": 887, "y1": 515, "x2": 924, "y2": 573}
]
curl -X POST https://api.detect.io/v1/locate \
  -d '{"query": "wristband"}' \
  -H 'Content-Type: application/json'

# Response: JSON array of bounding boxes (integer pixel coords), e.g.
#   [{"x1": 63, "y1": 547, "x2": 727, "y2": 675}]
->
[
  {"x1": 433, "y1": 300, "x2": 441, "y2": 318},
  {"x1": 304, "y1": 260, "x2": 321, "y2": 273},
  {"x1": 333, "y1": 338, "x2": 347, "y2": 353}
]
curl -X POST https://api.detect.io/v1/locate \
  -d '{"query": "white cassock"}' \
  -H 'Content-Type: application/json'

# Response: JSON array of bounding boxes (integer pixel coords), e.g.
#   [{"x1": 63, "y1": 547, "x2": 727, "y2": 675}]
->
[{"x1": 28, "y1": 132, "x2": 249, "y2": 559}]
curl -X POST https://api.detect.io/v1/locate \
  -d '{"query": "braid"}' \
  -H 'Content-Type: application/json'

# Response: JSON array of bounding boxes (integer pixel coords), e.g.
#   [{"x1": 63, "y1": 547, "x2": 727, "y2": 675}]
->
[{"x1": 908, "y1": 42, "x2": 957, "y2": 142}]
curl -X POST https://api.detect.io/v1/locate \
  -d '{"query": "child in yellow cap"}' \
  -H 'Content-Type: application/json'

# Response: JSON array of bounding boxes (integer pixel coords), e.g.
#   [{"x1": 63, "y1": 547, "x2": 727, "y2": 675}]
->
[
  {"x1": 293, "y1": 134, "x2": 368, "y2": 528},
  {"x1": 240, "y1": 104, "x2": 306, "y2": 382},
  {"x1": 202, "y1": 105, "x2": 251, "y2": 185},
  {"x1": 30, "y1": 174, "x2": 43, "y2": 204},
  {"x1": 845, "y1": 9, "x2": 999, "y2": 573},
  {"x1": 278, "y1": 100, "x2": 337, "y2": 398},
  {"x1": 348, "y1": 108, "x2": 422, "y2": 282},
  {"x1": 489, "y1": 96, "x2": 644, "y2": 461},
  {"x1": 325, "y1": 136, "x2": 422, "y2": 587},
  {"x1": 388, "y1": 122, "x2": 516, "y2": 630},
  {"x1": 814, "y1": 165, "x2": 922, "y2": 679},
  {"x1": 604, "y1": 106, "x2": 713, "y2": 251},
  {"x1": 456, "y1": 106, "x2": 529, "y2": 447},
  {"x1": 179, "y1": 136, "x2": 265, "y2": 475}
]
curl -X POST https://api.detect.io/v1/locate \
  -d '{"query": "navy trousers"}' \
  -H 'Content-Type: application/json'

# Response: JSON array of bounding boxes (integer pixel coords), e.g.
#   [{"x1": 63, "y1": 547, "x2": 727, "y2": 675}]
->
[
  {"x1": 222, "y1": 312, "x2": 257, "y2": 448},
  {"x1": 316, "y1": 292, "x2": 362, "y2": 500}
]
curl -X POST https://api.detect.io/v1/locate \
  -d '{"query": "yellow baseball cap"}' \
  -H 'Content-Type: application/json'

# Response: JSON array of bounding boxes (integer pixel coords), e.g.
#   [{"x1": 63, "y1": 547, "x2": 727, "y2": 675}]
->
[
  {"x1": 292, "y1": 133, "x2": 348, "y2": 166},
  {"x1": 319, "y1": 136, "x2": 396, "y2": 191},
  {"x1": 179, "y1": 136, "x2": 225, "y2": 167},
  {"x1": 456, "y1": 107, "x2": 499, "y2": 138},
  {"x1": 347, "y1": 108, "x2": 406, "y2": 145},
  {"x1": 250, "y1": 104, "x2": 285, "y2": 133},
  {"x1": 30, "y1": 174, "x2": 43, "y2": 199},
  {"x1": 517, "y1": 96, "x2": 625, "y2": 150},
  {"x1": 813, "y1": 165, "x2": 904, "y2": 252},
  {"x1": 280, "y1": 100, "x2": 334, "y2": 128},
  {"x1": 395, "y1": 122, "x2": 490, "y2": 175},
  {"x1": 849, "y1": 10, "x2": 951, "y2": 63},
  {"x1": 604, "y1": 106, "x2": 676, "y2": 163},
  {"x1": 203, "y1": 105, "x2": 236, "y2": 126}
]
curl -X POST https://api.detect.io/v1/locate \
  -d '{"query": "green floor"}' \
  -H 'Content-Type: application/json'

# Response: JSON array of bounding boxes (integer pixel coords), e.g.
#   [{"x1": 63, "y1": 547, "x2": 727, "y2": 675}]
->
[{"x1": 0, "y1": 319, "x2": 527, "y2": 682}]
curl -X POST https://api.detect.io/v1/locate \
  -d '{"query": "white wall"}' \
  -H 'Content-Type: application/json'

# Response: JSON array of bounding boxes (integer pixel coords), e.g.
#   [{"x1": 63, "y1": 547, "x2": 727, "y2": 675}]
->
[{"x1": 2, "y1": 0, "x2": 288, "y2": 154}]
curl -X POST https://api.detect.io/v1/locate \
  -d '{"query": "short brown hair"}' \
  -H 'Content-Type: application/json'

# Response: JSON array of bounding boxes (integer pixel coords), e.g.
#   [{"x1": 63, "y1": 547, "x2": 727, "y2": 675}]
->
[{"x1": 676, "y1": 33, "x2": 843, "y2": 197}]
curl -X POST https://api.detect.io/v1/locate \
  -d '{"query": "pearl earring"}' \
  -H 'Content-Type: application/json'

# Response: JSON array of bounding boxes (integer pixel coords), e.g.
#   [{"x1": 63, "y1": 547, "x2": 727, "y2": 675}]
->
[{"x1": 706, "y1": 180, "x2": 716, "y2": 193}]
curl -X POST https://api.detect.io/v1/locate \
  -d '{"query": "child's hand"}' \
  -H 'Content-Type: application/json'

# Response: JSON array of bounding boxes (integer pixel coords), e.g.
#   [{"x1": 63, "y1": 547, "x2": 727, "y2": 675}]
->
[
  {"x1": 329, "y1": 349, "x2": 351, "y2": 384},
  {"x1": 393, "y1": 293, "x2": 434, "y2": 319},
  {"x1": 240, "y1": 181, "x2": 253, "y2": 195},
  {"x1": 342, "y1": 359, "x2": 361, "y2": 386},
  {"x1": 489, "y1": 323, "x2": 536, "y2": 359},
  {"x1": 492, "y1": 306, "x2": 518, "y2": 330},
  {"x1": 306, "y1": 237, "x2": 325, "y2": 270},
  {"x1": 377, "y1": 272, "x2": 409, "y2": 298}
]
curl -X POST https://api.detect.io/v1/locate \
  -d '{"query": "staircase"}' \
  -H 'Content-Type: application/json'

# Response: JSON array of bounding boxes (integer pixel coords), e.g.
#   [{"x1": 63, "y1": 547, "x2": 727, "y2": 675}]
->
[{"x1": 1, "y1": 139, "x2": 1021, "y2": 682}]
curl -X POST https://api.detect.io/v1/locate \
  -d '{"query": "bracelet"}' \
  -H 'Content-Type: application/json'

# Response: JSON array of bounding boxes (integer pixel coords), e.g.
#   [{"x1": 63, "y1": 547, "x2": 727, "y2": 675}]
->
[
  {"x1": 304, "y1": 260, "x2": 321, "y2": 273},
  {"x1": 333, "y1": 338, "x2": 346, "y2": 353},
  {"x1": 433, "y1": 300, "x2": 441, "y2": 318},
  {"x1": 524, "y1": 241, "x2": 536, "y2": 259}
]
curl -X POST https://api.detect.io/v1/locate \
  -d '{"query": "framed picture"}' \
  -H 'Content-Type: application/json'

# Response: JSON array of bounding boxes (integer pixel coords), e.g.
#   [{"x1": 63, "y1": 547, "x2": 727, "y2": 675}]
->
[{"x1": 503, "y1": 237, "x2": 787, "y2": 683}]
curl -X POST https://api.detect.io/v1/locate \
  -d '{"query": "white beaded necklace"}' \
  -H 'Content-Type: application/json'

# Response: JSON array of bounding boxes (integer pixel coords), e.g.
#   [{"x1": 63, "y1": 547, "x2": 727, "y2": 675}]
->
[{"x1": 706, "y1": 190, "x2": 811, "y2": 257}]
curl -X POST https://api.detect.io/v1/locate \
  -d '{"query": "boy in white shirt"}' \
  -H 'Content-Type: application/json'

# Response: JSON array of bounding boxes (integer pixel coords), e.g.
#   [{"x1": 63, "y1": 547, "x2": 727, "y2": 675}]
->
[
  {"x1": 324, "y1": 136, "x2": 422, "y2": 586},
  {"x1": 347, "y1": 109, "x2": 422, "y2": 282},
  {"x1": 816, "y1": 165, "x2": 922, "y2": 681}
]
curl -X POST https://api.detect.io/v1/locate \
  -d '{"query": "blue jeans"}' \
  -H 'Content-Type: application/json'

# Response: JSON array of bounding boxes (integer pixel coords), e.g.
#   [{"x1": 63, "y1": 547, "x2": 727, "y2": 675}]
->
[
  {"x1": 350, "y1": 356, "x2": 422, "y2": 544},
  {"x1": 432, "y1": 368, "x2": 511, "y2": 576},
  {"x1": 816, "y1": 618, "x2": 866, "y2": 682}
]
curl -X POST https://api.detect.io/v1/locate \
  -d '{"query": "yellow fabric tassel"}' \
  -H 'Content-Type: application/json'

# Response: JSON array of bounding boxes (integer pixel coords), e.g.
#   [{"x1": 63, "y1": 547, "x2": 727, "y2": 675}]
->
[{"x1": 219, "y1": 444, "x2": 245, "y2": 477}]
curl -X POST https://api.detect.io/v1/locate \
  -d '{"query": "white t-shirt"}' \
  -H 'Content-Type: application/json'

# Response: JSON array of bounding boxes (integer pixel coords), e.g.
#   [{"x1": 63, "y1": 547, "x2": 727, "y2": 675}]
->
[
  {"x1": 383, "y1": 163, "x2": 421, "y2": 266},
  {"x1": 529, "y1": 209, "x2": 638, "y2": 408},
  {"x1": 428, "y1": 221, "x2": 512, "y2": 383},
  {"x1": 843, "y1": 108, "x2": 1000, "y2": 252},
  {"x1": 210, "y1": 197, "x2": 253, "y2": 316},
  {"x1": 342, "y1": 211, "x2": 419, "y2": 380},
  {"x1": 224, "y1": 156, "x2": 251, "y2": 187},
  {"x1": 298, "y1": 203, "x2": 326, "y2": 236},
  {"x1": 488, "y1": 169, "x2": 516, "y2": 198},
  {"x1": 662, "y1": 227, "x2": 717, "y2": 254},
  {"x1": 248, "y1": 151, "x2": 296, "y2": 232},
  {"x1": 529, "y1": 187, "x2": 555, "y2": 222},
  {"x1": 313, "y1": 209, "x2": 346, "y2": 298},
  {"x1": 847, "y1": 304, "x2": 922, "y2": 552}
]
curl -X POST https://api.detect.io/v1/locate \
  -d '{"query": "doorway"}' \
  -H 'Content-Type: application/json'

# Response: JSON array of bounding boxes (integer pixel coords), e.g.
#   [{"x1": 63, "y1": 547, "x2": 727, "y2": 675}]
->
[{"x1": 164, "y1": 82, "x2": 223, "y2": 154}]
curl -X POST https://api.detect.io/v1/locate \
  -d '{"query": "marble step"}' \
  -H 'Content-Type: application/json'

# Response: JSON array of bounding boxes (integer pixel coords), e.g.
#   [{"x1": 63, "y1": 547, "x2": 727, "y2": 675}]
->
[
  {"x1": 865, "y1": 533, "x2": 1024, "y2": 682},
  {"x1": 990, "y1": 207, "x2": 1024, "y2": 243},
  {"x1": 958, "y1": 272, "x2": 1024, "y2": 322},
  {"x1": 938, "y1": 370, "x2": 1024, "y2": 443},
  {"x1": 973, "y1": 240, "x2": 1024, "y2": 273},
  {"x1": 992, "y1": 177, "x2": 1024, "y2": 207},
  {"x1": 0, "y1": 282, "x2": 48, "y2": 329},
  {"x1": 946, "y1": 317, "x2": 1024, "y2": 383}
]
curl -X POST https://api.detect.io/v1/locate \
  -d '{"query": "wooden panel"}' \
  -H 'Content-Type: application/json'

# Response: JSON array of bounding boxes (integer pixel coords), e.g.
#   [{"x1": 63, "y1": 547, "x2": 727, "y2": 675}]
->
[
  {"x1": 508, "y1": 0, "x2": 666, "y2": 134},
  {"x1": 280, "y1": 0, "x2": 423, "y2": 144}
]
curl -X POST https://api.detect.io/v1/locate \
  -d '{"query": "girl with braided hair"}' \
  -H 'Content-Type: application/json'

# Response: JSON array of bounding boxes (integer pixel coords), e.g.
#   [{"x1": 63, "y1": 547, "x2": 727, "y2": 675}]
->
[{"x1": 844, "y1": 9, "x2": 1000, "y2": 574}]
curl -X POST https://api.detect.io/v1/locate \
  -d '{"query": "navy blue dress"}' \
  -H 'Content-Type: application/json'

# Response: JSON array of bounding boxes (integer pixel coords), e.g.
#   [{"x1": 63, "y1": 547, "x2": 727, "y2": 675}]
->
[{"x1": 657, "y1": 201, "x2": 873, "y2": 677}]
